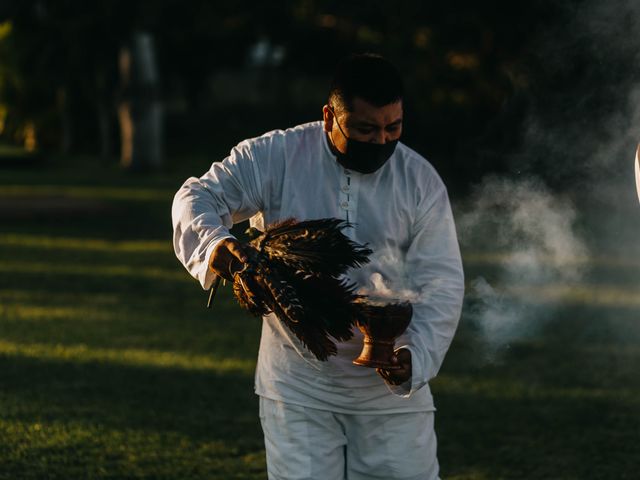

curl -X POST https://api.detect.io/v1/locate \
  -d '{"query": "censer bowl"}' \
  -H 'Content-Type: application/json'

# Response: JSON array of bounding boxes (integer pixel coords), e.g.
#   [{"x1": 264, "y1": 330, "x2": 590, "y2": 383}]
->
[{"x1": 352, "y1": 297, "x2": 412, "y2": 370}]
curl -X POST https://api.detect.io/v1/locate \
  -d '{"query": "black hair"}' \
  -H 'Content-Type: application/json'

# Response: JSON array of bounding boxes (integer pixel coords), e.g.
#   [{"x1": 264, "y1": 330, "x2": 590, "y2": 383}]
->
[{"x1": 328, "y1": 53, "x2": 404, "y2": 113}]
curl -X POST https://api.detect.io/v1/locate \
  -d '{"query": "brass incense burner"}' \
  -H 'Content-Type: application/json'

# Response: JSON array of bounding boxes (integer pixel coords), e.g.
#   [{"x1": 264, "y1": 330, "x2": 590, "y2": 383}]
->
[{"x1": 352, "y1": 298, "x2": 413, "y2": 370}]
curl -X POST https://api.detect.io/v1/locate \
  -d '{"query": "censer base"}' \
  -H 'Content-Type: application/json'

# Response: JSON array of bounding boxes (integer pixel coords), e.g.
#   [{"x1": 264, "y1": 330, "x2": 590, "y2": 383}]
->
[{"x1": 352, "y1": 338, "x2": 402, "y2": 370}]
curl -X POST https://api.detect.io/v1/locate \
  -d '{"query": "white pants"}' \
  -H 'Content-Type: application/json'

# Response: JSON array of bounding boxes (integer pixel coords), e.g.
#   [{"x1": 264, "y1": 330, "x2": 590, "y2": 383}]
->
[{"x1": 259, "y1": 396, "x2": 440, "y2": 480}]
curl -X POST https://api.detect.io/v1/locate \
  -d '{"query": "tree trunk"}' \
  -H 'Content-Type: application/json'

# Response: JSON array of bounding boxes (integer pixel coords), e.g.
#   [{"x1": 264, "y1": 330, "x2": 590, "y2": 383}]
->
[
  {"x1": 118, "y1": 31, "x2": 163, "y2": 171},
  {"x1": 95, "y1": 69, "x2": 113, "y2": 162},
  {"x1": 97, "y1": 100, "x2": 112, "y2": 161},
  {"x1": 57, "y1": 87, "x2": 72, "y2": 155}
]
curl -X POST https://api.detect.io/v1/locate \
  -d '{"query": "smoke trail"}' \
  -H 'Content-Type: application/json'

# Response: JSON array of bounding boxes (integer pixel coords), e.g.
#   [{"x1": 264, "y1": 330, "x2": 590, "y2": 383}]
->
[
  {"x1": 458, "y1": 176, "x2": 589, "y2": 358},
  {"x1": 459, "y1": 0, "x2": 640, "y2": 359},
  {"x1": 515, "y1": 0, "x2": 640, "y2": 205},
  {"x1": 353, "y1": 249, "x2": 420, "y2": 303},
  {"x1": 357, "y1": 272, "x2": 419, "y2": 303}
]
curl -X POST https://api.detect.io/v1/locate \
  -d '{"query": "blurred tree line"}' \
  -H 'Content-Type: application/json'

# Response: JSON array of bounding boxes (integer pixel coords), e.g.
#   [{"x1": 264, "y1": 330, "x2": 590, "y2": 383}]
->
[{"x1": 0, "y1": 0, "x2": 634, "y2": 190}]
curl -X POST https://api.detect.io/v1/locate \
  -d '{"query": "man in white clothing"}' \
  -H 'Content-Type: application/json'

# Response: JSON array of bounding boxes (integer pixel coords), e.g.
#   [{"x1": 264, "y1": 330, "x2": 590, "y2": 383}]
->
[{"x1": 172, "y1": 54, "x2": 465, "y2": 479}]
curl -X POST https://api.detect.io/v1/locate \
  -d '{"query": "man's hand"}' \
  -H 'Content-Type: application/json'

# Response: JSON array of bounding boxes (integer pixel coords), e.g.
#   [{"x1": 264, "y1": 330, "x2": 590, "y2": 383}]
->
[
  {"x1": 377, "y1": 348, "x2": 412, "y2": 387},
  {"x1": 209, "y1": 238, "x2": 248, "y2": 281}
]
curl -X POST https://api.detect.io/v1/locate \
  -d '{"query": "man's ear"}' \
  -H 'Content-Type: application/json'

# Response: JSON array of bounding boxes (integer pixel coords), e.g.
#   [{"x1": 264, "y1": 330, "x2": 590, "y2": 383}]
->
[{"x1": 322, "y1": 105, "x2": 334, "y2": 133}]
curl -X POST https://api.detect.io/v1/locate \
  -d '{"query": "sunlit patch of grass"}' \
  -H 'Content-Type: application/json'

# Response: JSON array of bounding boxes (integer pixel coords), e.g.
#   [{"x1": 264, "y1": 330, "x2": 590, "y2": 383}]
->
[
  {"x1": 0, "y1": 261, "x2": 188, "y2": 282},
  {"x1": 507, "y1": 283, "x2": 640, "y2": 307},
  {"x1": 0, "y1": 185, "x2": 173, "y2": 202},
  {"x1": 432, "y1": 373, "x2": 640, "y2": 404},
  {"x1": 464, "y1": 280, "x2": 640, "y2": 308},
  {"x1": 0, "y1": 340, "x2": 255, "y2": 375},
  {"x1": 0, "y1": 304, "x2": 113, "y2": 322},
  {"x1": 0, "y1": 292, "x2": 259, "y2": 361},
  {"x1": 0, "y1": 282, "x2": 259, "y2": 359},
  {"x1": 0, "y1": 289, "x2": 120, "y2": 307},
  {"x1": 0, "y1": 234, "x2": 171, "y2": 253},
  {"x1": 464, "y1": 251, "x2": 640, "y2": 269}
]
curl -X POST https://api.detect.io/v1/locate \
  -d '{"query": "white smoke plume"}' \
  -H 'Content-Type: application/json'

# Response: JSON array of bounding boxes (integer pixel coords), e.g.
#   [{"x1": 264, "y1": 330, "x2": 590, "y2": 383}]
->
[
  {"x1": 354, "y1": 249, "x2": 420, "y2": 303},
  {"x1": 516, "y1": 0, "x2": 640, "y2": 204},
  {"x1": 357, "y1": 272, "x2": 419, "y2": 303},
  {"x1": 457, "y1": 0, "x2": 640, "y2": 359},
  {"x1": 457, "y1": 176, "x2": 589, "y2": 358}
]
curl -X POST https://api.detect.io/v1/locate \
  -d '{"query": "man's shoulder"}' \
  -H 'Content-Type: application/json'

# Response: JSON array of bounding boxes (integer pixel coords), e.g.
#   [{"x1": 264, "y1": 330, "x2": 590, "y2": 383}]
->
[
  {"x1": 244, "y1": 121, "x2": 323, "y2": 149},
  {"x1": 392, "y1": 143, "x2": 449, "y2": 208},
  {"x1": 396, "y1": 142, "x2": 442, "y2": 182}
]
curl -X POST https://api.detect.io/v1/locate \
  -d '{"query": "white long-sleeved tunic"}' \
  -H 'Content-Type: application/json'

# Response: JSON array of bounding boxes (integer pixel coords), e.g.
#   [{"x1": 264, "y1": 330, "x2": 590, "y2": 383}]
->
[
  {"x1": 636, "y1": 145, "x2": 640, "y2": 203},
  {"x1": 172, "y1": 121, "x2": 464, "y2": 414}
]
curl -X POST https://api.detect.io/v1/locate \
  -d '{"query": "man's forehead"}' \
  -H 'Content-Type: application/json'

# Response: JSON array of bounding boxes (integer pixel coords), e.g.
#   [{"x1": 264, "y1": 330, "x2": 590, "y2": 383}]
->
[{"x1": 346, "y1": 97, "x2": 403, "y2": 124}]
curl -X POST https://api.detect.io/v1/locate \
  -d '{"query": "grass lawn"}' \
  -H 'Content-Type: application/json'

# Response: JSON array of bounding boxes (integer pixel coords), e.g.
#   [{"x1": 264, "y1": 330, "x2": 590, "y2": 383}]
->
[{"x1": 0, "y1": 154, "x2": 639, "y2": 479}]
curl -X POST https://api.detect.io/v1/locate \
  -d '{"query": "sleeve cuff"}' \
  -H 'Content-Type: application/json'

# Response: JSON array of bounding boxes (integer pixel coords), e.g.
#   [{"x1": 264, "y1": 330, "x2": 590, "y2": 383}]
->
[
  {"x1": 385, "y1": 345, "x2": 427, "y2": 397},
  {"x1": 200, "y1": 234, "x2": 236, "y2": 289}
]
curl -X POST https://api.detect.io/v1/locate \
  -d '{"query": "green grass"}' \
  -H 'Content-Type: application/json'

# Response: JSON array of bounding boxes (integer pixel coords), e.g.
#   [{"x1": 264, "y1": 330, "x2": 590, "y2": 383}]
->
[
  {"x1": 0, "y1": 161, "x2": 265, "y2": 479},
  {"x1": 1, "y1": 157, "x2": 639, "y2": 479}
]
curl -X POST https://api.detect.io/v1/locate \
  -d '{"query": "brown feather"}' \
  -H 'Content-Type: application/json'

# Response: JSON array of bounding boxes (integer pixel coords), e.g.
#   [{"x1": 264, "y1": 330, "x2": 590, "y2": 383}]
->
[{"x1": 230, "y1": 217, "x2": 372, "y2": 361}]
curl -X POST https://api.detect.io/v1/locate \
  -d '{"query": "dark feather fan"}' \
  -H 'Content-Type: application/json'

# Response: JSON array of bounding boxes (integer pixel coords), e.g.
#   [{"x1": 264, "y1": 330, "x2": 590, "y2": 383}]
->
[{"x1": 231, "y1": 218, "x2": 372, "y2": 360}]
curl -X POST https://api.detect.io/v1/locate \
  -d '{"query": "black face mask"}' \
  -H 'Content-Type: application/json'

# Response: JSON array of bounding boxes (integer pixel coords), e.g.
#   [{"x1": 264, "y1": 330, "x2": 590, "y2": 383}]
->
[{"x1": 330, "y1": 112, "x2": 398, "y2": 174}]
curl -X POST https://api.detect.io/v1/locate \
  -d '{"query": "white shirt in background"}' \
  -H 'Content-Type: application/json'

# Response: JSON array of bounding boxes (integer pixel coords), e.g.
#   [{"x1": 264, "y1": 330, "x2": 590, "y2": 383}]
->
[{"x1": 635, "y1": 145, "x2": 640, "y2": 203}]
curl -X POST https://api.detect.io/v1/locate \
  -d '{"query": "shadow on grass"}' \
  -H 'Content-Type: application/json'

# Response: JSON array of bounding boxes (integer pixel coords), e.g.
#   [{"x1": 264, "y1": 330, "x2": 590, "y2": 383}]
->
[
  {"x1": 0, "y1": 354, "x2": 261, "y2": 447},
  {"x1": 434, "y1": 302, "x2": 640, "y2": 480},
  {"x1": 0, "y1": 269, "x2": 196, "y2": 311},
  {"x1": 436, "y1": 388, "x2": 639, "y2": 479}
]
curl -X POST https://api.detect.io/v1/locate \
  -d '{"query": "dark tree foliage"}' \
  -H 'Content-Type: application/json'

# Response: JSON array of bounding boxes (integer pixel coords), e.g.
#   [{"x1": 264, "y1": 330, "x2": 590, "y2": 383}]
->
[{"x1": 1, "y1": 0, "x2": 631, "y2": 189}]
